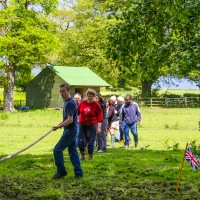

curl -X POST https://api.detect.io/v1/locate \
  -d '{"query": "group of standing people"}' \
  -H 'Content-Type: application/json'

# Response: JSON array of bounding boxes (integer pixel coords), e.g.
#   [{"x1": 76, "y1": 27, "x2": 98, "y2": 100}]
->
[{"x1": 51, "y1": 84, "x2": 141, "y2": 179}]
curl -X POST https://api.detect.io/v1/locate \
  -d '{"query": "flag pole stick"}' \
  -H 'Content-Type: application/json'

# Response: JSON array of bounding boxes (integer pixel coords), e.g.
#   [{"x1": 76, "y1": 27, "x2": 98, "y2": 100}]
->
[{"x1": 176, "y1": 143, "x2": 188, "y2": 195}]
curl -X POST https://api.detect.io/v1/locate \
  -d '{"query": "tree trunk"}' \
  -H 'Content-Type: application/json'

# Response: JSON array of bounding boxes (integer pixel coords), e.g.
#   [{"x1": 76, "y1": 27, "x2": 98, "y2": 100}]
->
[
  {"x1": 142, "y1": 80, "x2": 153, "y2": 97},
  {"x1": 4, "y1": 69, "x2": 15, "y2": 112}
]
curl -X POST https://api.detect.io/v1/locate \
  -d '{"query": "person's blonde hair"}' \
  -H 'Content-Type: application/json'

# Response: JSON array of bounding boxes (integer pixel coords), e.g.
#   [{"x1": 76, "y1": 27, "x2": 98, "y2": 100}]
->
[{"x1": 86, "y1": 88, "x2": 96, "y2": 96}]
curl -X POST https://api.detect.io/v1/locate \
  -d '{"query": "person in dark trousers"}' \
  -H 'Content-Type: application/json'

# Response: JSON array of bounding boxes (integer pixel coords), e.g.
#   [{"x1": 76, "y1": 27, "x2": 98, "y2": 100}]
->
[
  {"x1": 107, "y1": 99, "x2": 119, "y2": 147},
  {"x1": 119, "y1": 95, "x2": 141, "y2": 148},
  {"x1": 95, "y1": 93, "x2": 108, "y2": 153},
  {"x1": 78, "y1": 88, "x2": 103, "y2": 160},
  {"x1": 116, "y1": 96, "x2": 125, "y2": 142},
  {"x1": 52, "y1": 84, "x2": 83, "y2": 179},
  {"x1": 74, "y1": 93, "x2": 82, "y2": 145}
]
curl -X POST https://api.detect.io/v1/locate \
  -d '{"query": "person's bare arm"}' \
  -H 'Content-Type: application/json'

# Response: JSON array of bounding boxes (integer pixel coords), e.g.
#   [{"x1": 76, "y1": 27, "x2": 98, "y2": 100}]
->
[
  {"x1": 96, "y1": 122, "x2": 102, "y2": 133},
  {"x1": 53, "y1": 116, "x2": 73, "y2": 131}
]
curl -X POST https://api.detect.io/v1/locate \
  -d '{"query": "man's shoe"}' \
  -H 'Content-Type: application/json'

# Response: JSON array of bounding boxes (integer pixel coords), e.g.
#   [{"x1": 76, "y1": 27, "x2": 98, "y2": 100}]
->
[
  {"x1": 98, "y1": 149, "x2": 106, "y2": 153},
  {"x1": 52, "y1": 171, "x2": 67, "y2": 179},
  {"x1": 75, "y1": 174, "x2": 83, "y2": 179},
  {"x1": 125, "y1": 146, "x2": 129, "y2": 149}
]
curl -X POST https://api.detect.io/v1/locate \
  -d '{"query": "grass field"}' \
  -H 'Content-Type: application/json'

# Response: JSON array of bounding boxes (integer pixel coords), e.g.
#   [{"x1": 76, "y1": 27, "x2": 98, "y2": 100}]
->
[
  {"x1": 0, "y1": 87, "x2": 199, "y2": 101},
  {"x1": 0, "y1": 108, "x2": 200, "y2": 199},
  {"x1": 100, "y1": 87, "x2": 200, "y2": 97},
  {"x1": 0, "y1": 88, "x2": 25, "y2": 101}
]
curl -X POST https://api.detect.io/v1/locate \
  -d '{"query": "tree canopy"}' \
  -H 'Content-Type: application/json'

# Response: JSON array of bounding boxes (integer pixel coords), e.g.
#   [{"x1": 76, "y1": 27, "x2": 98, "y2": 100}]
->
[
  {"x1": 107, "y1": 0, "x2": 200, "y2": 96},
  {"x1": 0, "y1": 0, "x2": 199, "y2": 110},
  {"x1": 52, "y1": 0, "x2": 124, "y2": 87},
  {"x1": 0, "y1": 0, "x2": 59, "y2": 111}
]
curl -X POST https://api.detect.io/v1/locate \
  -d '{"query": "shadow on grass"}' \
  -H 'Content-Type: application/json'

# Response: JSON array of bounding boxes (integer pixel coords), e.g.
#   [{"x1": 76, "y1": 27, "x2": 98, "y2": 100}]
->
[{"x1": 0, "y1": 149, "x2": 200, "y2": 200}]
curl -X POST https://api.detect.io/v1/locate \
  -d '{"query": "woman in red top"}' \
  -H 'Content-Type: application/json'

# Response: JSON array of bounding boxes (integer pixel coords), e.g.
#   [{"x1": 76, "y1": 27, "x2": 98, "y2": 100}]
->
[{"x1": 78, "y1": 88, "x2": 103, "y2": 160}]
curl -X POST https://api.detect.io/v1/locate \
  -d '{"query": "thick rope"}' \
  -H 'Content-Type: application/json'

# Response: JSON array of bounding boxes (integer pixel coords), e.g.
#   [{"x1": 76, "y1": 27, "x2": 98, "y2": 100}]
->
[{"x1": 0, "y1": 129, "x2": 53, "y2": 163}]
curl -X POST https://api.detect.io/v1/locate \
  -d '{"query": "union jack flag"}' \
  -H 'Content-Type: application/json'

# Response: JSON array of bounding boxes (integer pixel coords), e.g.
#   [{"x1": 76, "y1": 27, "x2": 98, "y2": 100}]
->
[{"x1": 185, "y1": 147, "x2": 200, "y2": 171}]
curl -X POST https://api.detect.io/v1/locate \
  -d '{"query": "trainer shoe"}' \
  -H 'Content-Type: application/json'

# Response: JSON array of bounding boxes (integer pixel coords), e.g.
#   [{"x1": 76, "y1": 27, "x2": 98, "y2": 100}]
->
[
  {"x1": 98, "y1": 149, "x2": 106, "y2": 153},
  {"x1": 51, "y1": 171, "x2": 67, "y2": 179}
]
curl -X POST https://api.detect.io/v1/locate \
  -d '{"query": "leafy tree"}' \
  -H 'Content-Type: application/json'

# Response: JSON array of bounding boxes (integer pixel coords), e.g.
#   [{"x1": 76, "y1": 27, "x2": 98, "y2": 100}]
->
[
  {"x1": 107, "y1": 0, "x2": 200, "y2": 96},
  {"x1": 0, "y1": 0, "x2": 59, "y2": 111},
  {"x1": 53, "y1": 0, "x2": 123, "y2": 88},
  {"x1": 15, "y1": 70, "x2": 34, "y2": 92}
]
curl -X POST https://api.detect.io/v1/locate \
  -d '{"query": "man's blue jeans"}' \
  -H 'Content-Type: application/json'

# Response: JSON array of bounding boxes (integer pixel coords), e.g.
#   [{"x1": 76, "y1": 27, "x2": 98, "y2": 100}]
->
[
  {"x1": 53, "y1": 128, "x2": 83, "y2": 176},
  {"x1": 122, "y1": 121, "x2": 138, "y2": 147}
]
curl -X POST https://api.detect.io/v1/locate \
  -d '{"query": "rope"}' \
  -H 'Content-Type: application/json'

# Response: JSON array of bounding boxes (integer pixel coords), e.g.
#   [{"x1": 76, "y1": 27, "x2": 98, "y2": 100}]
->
[{"x1": 0, "y1": 129, "x2": 53, "y2": 163}]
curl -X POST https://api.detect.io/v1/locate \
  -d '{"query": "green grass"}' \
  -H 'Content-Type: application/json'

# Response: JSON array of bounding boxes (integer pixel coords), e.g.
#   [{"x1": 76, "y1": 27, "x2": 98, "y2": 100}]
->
[
  {"x1": 0, "y1": 87, "x2": 199, "y2": 102},
  {"x1": 0, "y1": 88, "x2": 25, "y2": 101},
  {"x1": 0, "y1": 108, "x2": 200, "y2": 199}
]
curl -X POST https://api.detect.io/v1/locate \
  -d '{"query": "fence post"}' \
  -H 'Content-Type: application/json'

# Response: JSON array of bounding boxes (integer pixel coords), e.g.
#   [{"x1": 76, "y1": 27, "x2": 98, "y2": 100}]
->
[
  {"x1": 184, "y1": 97, "x2": 187, "y2": 107},
  {"x1": 20, "y1": 100, "x2": 22, "y2": 107},
  {"x1": 165, "y1": 97, "x2": 168, "y2": 107},
  {"x1": 150, "y1": 98, "x2": 152, "y2": 108}
]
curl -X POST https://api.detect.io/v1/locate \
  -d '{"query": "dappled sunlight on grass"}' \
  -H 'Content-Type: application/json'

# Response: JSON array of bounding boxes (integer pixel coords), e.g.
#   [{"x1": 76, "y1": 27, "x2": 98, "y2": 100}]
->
[{"x1": 1, "y1": 108, "x2": 200, "y2": 199}]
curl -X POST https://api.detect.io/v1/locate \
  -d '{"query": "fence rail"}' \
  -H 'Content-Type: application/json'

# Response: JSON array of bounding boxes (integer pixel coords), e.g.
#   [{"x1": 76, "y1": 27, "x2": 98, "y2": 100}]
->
[
  {"x1": 136, "y1": 97, "x2": 199, "y2": 107},
  {"x1": 0, "y1": 100, "x2": 26, "y2": 108},
  {"x1": 0, "y1": 97, "x2": 199, "y2": 108}
]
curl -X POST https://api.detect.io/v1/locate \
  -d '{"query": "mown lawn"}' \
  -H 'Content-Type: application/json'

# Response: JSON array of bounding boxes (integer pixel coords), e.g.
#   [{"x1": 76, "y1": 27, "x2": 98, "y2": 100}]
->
[{"x1": 0, "y1": 108, "x2": 200, "y2": 200}]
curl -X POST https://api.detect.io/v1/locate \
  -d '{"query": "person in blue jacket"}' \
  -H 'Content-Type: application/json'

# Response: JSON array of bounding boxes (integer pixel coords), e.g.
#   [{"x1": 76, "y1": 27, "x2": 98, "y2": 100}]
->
[{"x1": 119, "y1": 95, "x2": 141, "y2": 148}]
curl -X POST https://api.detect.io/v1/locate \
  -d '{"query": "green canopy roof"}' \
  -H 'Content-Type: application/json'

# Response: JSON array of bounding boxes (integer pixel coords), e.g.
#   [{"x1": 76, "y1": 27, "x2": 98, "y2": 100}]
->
[{"x1": 48, "y1": 66, "x2": 111, "y2": 87}]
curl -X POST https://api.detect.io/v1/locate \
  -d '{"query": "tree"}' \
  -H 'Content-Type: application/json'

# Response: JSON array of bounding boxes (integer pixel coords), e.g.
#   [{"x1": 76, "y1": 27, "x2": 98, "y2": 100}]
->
[
  {"x1": 0, "y1": 0, "x2": 59, "y2": 111},
  {"x1": 53, "y1": 0, "x2": 123, "y2": 88},
  {"x1": 107, "y1": 0, "x2": 200, "y2": 96}
]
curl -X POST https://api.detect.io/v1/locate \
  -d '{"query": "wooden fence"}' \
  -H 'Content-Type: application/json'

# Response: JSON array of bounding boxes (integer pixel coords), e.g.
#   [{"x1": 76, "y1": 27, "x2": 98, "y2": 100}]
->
[
  {"x1": 0, "y1": 100, "x2": 26, "y2": 108},
  {"x1": 0, "y1": 97, "x2": 199, "y2": 108},
  {"x1": 136, "y1": 97, "x2": 199, "y2": 107}
]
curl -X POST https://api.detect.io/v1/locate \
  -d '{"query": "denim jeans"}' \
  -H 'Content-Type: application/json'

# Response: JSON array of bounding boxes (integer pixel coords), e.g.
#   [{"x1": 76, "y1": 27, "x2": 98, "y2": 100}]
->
[
  {"x1": 78, "y1": 124, "x2": 97, "y2": 155},
  {"x1": 76, "y1": 123, "x2": 79, "y2": 146},
  {"x1": 53, "y1": 128, "x2": 83, "y2": 176},
  {"x1": 122, "y1": 121, "x2": 138, "y2": 147}
]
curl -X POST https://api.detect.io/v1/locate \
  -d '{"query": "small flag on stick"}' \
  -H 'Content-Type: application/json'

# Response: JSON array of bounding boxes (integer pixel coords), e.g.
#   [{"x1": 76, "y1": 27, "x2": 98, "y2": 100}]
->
[
  {"x1": 176, "y1": 143, "x2": 199, "y2": 194},
  {"x1": 185, "y1": 147, "x2": 199, "y2": 171}
]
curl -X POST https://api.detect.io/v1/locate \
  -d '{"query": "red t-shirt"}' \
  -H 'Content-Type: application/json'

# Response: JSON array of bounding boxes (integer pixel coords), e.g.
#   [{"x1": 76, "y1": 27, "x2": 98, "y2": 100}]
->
[{"x1": 78, "y1": 100, "x2": 103, "y2": 126}]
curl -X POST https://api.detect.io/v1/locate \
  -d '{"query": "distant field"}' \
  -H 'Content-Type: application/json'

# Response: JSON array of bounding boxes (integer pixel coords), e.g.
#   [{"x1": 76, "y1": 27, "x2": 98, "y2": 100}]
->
[
  {"x1": 0, "y1": 88, "x2": 25, "y2": 100},
  {"x1": 100, "y1": 88, "x2": 199, "y2": 98},
  {"x1": 0, "y1": 87, "x2": 199, "y2": 102},
  {"x1": 157, "y1": 89, "x2": 200, "y2": 96}
]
